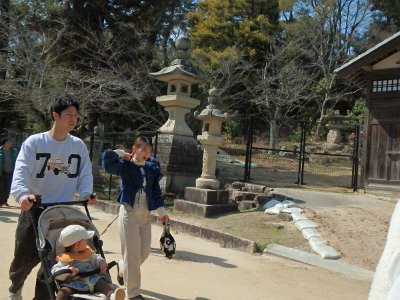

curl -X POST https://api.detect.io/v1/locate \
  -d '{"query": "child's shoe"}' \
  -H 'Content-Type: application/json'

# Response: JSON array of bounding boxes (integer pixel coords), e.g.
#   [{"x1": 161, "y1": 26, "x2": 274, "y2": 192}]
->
[{"x1": 110, "y1": 287, "x2": 125, "y2": 300}]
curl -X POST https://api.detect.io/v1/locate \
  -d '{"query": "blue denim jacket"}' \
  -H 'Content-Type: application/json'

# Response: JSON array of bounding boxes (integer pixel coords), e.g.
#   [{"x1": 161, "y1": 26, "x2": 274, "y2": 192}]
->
[{"x1": 102, "y1": 150, "x2": 164, "y2": 210}]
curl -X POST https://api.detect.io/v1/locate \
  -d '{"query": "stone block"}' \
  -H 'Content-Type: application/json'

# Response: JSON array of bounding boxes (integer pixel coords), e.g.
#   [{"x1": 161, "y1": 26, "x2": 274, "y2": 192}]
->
[
  {"x1": 238, "y1": 200, "x2": 256, "y2": 211},
  {"x1": 184, "y1": 187, "x2": 229, "y2": 205},
  {"x1": 245, "y1": 183, "x2": 266, "y2": 192},
  {"x1": 174, "y1": 199, "x2": 238, "y2": 217},
  {"x1": 155, "y1": 133, "x2": 202, "y2": 194},
  {"x1": 231, "y1": 181, "x2": 245, "y2": 190},
  {"x1": 231, "y1": 190, "x2": 256, "y2": 201}
]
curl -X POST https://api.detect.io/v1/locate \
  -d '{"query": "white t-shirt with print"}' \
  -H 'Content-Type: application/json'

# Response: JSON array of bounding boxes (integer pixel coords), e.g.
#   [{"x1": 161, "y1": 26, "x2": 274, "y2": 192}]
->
[{"x1": 11, "y1": 132, "x2": 93, "y2": 204}]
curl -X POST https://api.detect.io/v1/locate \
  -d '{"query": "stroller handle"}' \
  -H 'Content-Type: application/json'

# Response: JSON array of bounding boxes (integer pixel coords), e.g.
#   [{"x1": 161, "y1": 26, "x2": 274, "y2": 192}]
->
[
  {"x1": 48, "y1": 261, "x2": 117, "y2": 284},
  {"x1": 29, "y1": 193, "x2": 96, "y2": 208}
]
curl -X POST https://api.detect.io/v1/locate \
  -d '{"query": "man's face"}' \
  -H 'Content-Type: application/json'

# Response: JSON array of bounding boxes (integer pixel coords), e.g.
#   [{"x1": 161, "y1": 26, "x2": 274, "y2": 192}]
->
[
  {"x1": 3, "y1": 140, "x2": 12, "y2": 149},
  {"x1": 54, "y1": 106, "x2": 78, "y2": 132}
]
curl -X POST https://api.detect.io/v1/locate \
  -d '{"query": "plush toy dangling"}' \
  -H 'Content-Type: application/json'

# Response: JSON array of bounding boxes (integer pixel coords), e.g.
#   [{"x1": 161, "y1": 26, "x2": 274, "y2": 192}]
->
[{"x1": 160, "y1": 222, "x2": 176, "y2": 259}]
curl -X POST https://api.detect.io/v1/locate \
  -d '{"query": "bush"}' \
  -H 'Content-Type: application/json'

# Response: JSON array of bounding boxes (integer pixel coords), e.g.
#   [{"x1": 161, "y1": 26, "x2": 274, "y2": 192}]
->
[{"x1": 223, "y1": 119, "x2": 242, "y2": 141}]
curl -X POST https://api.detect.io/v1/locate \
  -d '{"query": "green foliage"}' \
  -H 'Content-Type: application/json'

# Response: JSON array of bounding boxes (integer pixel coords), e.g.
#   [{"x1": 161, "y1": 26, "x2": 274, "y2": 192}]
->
[
  {"x1": 344, "y1": 99, "x2": 365, "y2": 127},
  {"x1": 289, "y1": 126, "x2": 302, "y2": 143},
  {"x1": 223, "y1": 119, "x2": 242, "y2": 141},
  {"x1": 313, "y1": 73, "x2": 336, "y2": 94},
  {"x1": 188, "y1": 0, "x2": 279, "y2": 65}
]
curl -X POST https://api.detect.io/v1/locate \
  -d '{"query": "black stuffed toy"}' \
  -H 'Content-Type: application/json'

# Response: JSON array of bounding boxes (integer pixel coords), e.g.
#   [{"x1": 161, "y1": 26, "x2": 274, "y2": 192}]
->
[{"x1": 160, "y1": 222, "x2": 176, "y2": 259}]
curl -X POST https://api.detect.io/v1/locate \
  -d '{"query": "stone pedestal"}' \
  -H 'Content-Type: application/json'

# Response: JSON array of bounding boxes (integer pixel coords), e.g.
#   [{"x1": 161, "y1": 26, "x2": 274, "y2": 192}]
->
[
  {"x1": 156, "y1": 133, "x2": 202, "y2": 194},
  {"x1": 84, "y1": 136, "x2": 103, "y2": 177},
  {"x1": 195, "y1": 134, "x2": 224, "y2": 190},
  {"x1": 174, "y1": 187, "x2": 238, "y2": 217}
]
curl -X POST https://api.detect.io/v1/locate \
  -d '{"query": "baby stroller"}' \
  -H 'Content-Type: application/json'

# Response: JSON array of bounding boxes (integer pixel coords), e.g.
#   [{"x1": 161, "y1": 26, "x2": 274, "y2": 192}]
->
[{"x1": 30, "y1": 197, "x2": 119, "y2": 300}]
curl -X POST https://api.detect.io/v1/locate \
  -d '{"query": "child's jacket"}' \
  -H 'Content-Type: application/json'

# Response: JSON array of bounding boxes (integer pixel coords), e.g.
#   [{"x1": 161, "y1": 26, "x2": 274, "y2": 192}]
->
[{"x1": 51, "y1": 246, "x2": 105, "y2": 292}]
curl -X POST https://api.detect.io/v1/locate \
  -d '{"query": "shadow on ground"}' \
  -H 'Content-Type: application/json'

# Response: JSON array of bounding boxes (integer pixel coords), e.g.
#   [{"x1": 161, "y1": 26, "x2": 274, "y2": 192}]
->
[
  {"x1": 142, "y1": 289, "x2": 211, "y2": 300},
  {"x1": 151, "y1": 248, "x2": 236, "y2": 268},
  {"x1": 0, "y1": 209, "x2": 20, "y2": 223}
]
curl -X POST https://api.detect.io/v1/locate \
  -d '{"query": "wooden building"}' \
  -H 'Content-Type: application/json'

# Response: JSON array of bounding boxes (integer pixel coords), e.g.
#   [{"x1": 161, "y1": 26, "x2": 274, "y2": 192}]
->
[{"x1": 335, "y1": 32, "x2": 400, "y2": 193}]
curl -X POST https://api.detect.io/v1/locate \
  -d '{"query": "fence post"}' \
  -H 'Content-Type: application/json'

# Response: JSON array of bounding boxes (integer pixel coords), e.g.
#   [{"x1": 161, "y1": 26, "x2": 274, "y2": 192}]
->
[
  {"x1": 352, "y1": 125, "x2": 361, "y2": 192},
  {"x1": 297, "y1": 122, "x2": 305, "y2": 185},
  {"x1": 108, "y1": 135, "x2": 116, "y2": 201},
  {"x1": 300, "y1": 123, "x2": 306, "y2": 185},
  {"x1": 153, "y1": 131, "x2": 159, "y2": 159},
  {"x1": 89, "y1": 131, "x2": 95, "y2": 161},
  {"x1": 244, "y1": 116, "x2": 254, "y2": 182},
  {"x1": 248, "y1": 117, "x2": 254, "y2": 180}
]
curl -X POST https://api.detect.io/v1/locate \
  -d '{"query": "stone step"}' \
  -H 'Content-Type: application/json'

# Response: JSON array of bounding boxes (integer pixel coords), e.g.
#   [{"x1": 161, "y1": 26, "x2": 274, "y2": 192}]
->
[{"x1": 174, "y1": 199, "x2": 238, "y2": 217}]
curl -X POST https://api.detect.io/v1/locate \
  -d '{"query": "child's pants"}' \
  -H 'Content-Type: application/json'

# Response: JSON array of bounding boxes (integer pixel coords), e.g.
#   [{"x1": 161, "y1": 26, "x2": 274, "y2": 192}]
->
[
  {"x1": 56, "y1": 278, "x2": 113, "y2": 300},
  {"x1": 118, "y1": 196, "x2": 152, "y2": 298}
]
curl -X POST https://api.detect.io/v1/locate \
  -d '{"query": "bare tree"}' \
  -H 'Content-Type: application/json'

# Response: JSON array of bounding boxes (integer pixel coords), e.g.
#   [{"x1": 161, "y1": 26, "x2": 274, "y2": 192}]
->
[
  {"x1": 294, "y1": 0, "x2": 372, "y2": 137},
  {"x1": 0, "y1": 0, "x2": 10, "y2": 80},
  {"x1": 0, "y1": 6, "x2": 166, "y2": 133},
  {"x1": 253, "y1": 34, "x2": 317, "y2": 149}
]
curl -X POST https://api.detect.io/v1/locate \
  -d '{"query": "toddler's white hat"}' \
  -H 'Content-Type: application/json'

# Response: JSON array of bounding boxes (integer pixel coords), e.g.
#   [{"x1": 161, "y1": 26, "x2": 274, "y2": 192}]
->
[{"x1": 59, "y1": 224, "x2": 95, "y2": 247}]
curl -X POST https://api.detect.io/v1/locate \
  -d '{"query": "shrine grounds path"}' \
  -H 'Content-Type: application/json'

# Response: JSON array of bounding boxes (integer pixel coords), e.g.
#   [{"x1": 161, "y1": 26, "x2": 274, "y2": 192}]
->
[{"x1": 0, "y1": 194, "x2": 376, "y2": 300}]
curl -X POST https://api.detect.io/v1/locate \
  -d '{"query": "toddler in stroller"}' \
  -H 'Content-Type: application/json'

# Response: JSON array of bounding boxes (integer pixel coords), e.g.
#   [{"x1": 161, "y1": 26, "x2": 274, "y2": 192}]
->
[
  {"x1": 34, "y1": 202, "x2": 124, "y2": 300},
  {"x1": 51, "y1": 224, "x2": 125, "y2": 300}
]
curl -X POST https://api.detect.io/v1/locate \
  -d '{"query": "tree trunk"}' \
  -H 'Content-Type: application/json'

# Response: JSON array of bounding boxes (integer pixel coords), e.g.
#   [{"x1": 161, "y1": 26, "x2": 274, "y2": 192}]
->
[
  {"x1": 269, "y1": 119, "x2": 278, "y2": 149},
  {"x1": 0, "y1": 0, "x2": 10, "y2": 80},
  {"x1": 269, "y1": 107, "x2": 281, "y2": 149},
  {"x1": 314, "y1": 94, "x2": 329, "y2": 140}
]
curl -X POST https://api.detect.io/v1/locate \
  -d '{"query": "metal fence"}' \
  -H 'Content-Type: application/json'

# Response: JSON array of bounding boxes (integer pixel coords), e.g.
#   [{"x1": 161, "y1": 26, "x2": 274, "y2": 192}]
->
[{"x1": 243, "y1": 118, "x2": 362, "y2": 190}]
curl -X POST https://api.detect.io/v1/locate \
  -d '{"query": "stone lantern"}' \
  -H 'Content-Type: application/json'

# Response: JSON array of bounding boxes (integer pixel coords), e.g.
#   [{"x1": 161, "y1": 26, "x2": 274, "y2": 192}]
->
[
  {"x1": 321, "y1": 110, "x2": 350, "y2": 151},
  {"x1": 149, "y1": 36, "x2": 204, "y2": 194},
  {"x1": 195, "y1": 87, "x2": 228, "y2": 189},
  {"x1": 174, "y1": 88, "x2": 238, "y2": 217}
]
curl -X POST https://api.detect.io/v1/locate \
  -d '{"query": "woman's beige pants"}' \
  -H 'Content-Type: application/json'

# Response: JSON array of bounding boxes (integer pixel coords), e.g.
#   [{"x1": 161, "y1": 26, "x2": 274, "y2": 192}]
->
[{"x1": 118, "y1": 198, "x2": 152, "y2": 298}]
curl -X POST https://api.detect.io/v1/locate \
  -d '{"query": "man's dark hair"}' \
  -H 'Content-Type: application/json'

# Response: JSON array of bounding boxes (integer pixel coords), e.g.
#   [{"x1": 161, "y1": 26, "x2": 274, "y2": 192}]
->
[
  {"x1": 1, "y1": 137, "x2": 10, "y2": 146},
  {"x1": 49, "y1": 94, "x2": 80, "y2": 120}
]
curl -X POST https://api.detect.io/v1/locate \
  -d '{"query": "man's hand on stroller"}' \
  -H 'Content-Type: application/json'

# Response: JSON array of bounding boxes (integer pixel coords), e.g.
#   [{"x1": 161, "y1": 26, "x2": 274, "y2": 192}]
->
[{"x1": 19, "y1": 194, "x2": 37, "y2": 211}]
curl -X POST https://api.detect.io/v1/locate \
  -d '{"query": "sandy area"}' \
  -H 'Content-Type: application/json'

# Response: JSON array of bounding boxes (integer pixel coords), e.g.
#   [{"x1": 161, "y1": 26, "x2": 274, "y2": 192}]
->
[{"x1": 304, "y1": 202, "x2": 395, "y2": 270}]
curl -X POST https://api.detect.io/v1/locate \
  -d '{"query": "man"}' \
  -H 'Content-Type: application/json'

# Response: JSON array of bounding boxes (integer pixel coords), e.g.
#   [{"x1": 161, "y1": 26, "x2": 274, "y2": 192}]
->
[
  {"x1": 0, "y1": 138, "x2": 18, "y2": 207},
  {"x1": 7, "y1": 95, "x2": 96, "y2": 300}
]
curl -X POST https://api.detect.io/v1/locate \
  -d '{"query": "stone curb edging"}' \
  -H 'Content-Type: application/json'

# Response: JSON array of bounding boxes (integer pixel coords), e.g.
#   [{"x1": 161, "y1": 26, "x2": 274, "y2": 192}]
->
[
  {"x1": 265, "y1": 243, "x2": 374, "y2": 280},
  {"x1": 94, "y1": 200, "x2": 257, "y2": 253}
]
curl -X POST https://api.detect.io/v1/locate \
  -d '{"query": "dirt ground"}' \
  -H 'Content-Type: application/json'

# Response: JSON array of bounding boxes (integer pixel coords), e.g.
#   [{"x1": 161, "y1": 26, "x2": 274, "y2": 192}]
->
[
  {"x1": 170, "y1": 189, "x2": 397, "y2": 272},
  {"x1": 304, "y1": 203, "x2": 395, "y2": 270}
]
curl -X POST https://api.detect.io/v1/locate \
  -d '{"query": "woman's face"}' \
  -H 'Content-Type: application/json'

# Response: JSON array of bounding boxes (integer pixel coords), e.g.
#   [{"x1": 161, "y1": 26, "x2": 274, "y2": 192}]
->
[{"x1": 133, "y1": 143, "x2": 150, "y2": 162}]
